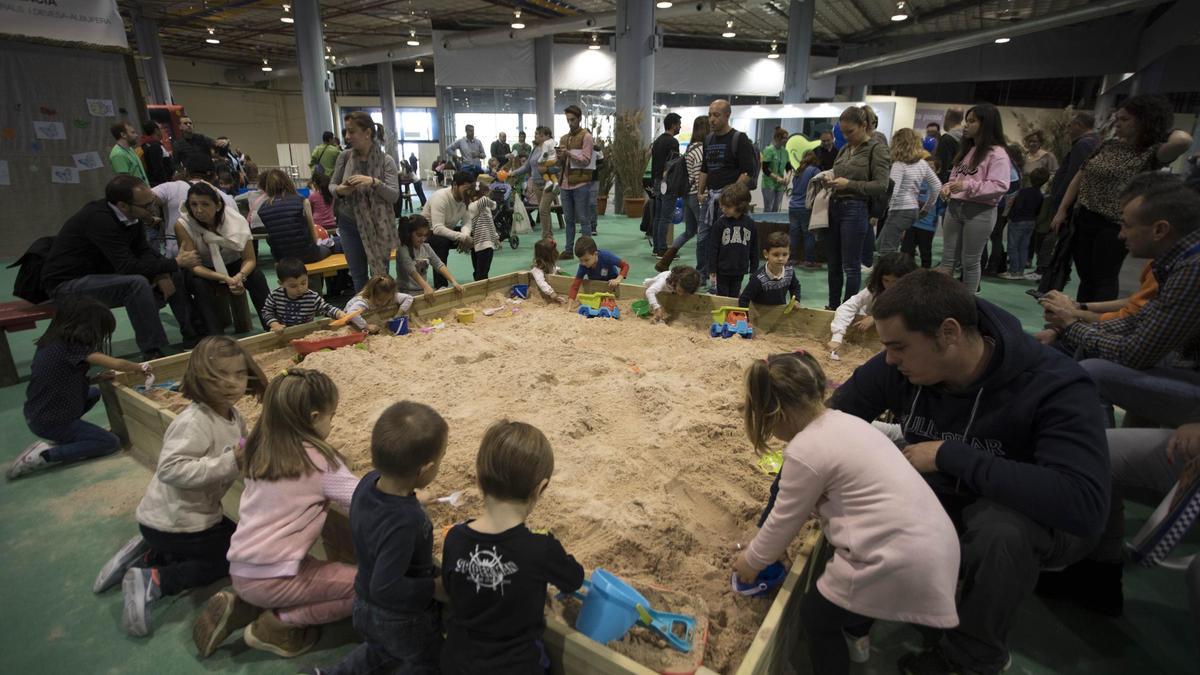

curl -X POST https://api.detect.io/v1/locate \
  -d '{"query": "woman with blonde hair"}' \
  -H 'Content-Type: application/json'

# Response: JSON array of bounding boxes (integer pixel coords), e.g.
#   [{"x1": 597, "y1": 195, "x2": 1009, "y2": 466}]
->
[{"x1": 877, "y1": 128, "x2": 942, "y2": 255}]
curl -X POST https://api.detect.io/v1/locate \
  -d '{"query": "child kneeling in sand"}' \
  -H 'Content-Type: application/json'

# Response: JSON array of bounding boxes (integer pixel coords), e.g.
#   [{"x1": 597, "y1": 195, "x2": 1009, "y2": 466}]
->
[
  {"x1": 828, "y1": 252, "x2": 916, "y2": 358},
  {"x1": 733, "y1": 352, "x2": 960, "y2": 675},
  {"x1": 343, "y1": 275, "x2": 415, "y2": 333},
  {"x1": 530, "y1": 239, "x2": 566, "y2": 304},
  {"x1": 309, "y1": 402, "x2": 450, "y2": 674},
  {"x1": 441, "y1": 421, "x2": 584, "y2": 673},
  {"x1": 644, "y1": 265, "x2": 701, "y2": 322}
]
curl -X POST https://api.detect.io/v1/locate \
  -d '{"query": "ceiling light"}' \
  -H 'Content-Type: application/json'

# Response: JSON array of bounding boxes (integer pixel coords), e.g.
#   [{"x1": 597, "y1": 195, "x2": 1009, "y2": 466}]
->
[
  {"x1": 891, "y1": 1, "x2": 908, "y2": 21},
  {"x1": 994, "y1": 37, "x2": 1010, "y2": 44},
  {"x1": 325, "y1": 45, "x2": 331, "y2": 52},
  {"x1": 261, "y1": 58, "x2": 272, "y2": 72},
  {"x1": 511, "y1": 10, "x2": 524, "y2": 29},
  {"x1": 588, "y1": 33, "x2": 601, "y2": 50},
  {"x1": 414, "y1": 60, "x2": 424, "y2": 73},
  {"x1": 656, "y1": 1, "x2": 673, "y2": 7},
  {"x1": 602, "y1": 92, "x2": 612, "y2": 100},
  {"x1": 407, "y1": 29, "x2": 419, "y2": 46},
  {"x1": 205, "y1": 27, "x2": 220, "y2": 44},
  {"x1": 767, "y1": 42, "x2": 780, "y2": 59},
  {"x1": 722, "y1": 21, "x2": 736, "y2": 38}
]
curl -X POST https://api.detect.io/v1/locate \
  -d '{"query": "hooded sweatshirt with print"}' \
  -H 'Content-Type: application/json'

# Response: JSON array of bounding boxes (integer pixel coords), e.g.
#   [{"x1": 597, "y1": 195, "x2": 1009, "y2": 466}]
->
[{"x1": 829, "y1": 299, "x2": 1110, "y2": 539}]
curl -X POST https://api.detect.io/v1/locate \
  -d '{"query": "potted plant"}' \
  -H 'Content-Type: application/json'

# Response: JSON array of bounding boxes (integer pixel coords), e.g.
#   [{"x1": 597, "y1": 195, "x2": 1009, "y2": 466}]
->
[
  {"x1": 594, "y1": 135, "x2": 614, "y2": 216},
  {"x1": 610, "y1": 109, "x2": 650, "y2": 219}
]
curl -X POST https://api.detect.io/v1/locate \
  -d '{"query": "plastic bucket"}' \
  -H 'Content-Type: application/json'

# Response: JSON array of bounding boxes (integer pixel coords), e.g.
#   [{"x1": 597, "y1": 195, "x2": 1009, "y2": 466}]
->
[
  {"x1": 387, "y1": 316, "x2": 409, "y2": 335},
  {"x1": 575, "y1": 568, "x2": 649, "y2": 644},
  {"x1": 631, "y1": 299, "x2": 651, "y2": 318},
  {"x1": 456, "y1": 308, "x2": 476, "y2": 324},
  {"x1": 511, "y1": 284, "x2": 529, "y2": 299},
  {"x1": 730, "y1": 561, "x2": 788, "y2": 597}
]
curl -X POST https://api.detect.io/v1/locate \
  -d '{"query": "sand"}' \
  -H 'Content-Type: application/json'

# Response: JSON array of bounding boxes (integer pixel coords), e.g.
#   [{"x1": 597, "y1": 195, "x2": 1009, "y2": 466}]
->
[{"x1": 157, "y1": 292, "x2": 872, "y2": 672}]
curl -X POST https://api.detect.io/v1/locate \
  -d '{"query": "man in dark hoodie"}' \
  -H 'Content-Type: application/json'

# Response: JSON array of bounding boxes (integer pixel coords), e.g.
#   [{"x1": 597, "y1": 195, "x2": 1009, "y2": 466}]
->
[{"x1": 830, "y1": 269, "x2": 1110, "y2": 675}]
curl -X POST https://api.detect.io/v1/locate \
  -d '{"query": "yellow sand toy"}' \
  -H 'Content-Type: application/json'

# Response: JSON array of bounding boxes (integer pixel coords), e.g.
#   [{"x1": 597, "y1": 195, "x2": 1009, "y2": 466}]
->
[
  {"x1": 576, "y1": 292, "x2": 620, "y2": 319},
  {"x1": 710, "y1": 306, "x2": 753, "y2": 339}
]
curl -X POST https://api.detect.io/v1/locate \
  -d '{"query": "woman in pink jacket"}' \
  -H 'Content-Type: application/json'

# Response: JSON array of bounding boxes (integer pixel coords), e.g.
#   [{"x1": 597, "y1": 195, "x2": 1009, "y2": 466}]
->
[
  {"x1": 935, "y1": 104, "x2": 1012, "y2": 291},
  {"x1": 733, "y1": 352, "x2": 960, "y2": 675}
]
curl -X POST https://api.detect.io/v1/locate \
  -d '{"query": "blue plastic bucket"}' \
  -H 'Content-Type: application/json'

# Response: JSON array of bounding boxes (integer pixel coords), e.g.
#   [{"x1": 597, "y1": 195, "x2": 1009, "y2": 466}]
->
[
  {"x1": 574, "y1": 568, "x2": 649, "y2": 644},
  {"x1": 387, "y1": 316, "x2": 409, "y2": 336},
  {"x1": 511, "y1": 284, "x2": 529, "y2": 299}
]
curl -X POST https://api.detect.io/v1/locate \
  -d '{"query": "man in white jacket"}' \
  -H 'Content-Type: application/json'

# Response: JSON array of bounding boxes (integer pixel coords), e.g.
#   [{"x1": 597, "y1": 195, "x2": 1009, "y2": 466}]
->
[{"x1": 421, "y1": 171, "x2": 472, "y2": 289}]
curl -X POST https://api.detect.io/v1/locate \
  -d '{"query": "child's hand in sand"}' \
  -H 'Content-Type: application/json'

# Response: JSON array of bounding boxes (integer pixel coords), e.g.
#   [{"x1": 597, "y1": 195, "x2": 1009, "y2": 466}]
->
[
  {"x1": 452, "y1": 282, "x2": 465, "y2": 294},
  {"x1": 853, "y1": 316, "x2": 875, "y2": 332},
  {"x1": 652, "y1": 307, "x2": 665, "y2": 322},
  {"x1": 553, "y1": 294, "x2": 567, "y2": 305},
  {"x1": 732, "y1": 550, "x2": 759, "y2": 585},
  {"x1": 827, "y1": 339, "x2": 842, "y2": 352},
  {"x1": 366, "y1": 323, "x2": 380, "y2": 334}
]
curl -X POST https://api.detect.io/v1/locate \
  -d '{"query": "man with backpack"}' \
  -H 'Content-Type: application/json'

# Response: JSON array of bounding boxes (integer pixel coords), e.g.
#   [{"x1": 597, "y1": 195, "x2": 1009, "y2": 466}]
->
[
  {"x1": 649, "y1": 113, "x2": 682, "y2": 258},
  {"x1": 695, "y1": 100, "x2": 759, "y2": 290}
]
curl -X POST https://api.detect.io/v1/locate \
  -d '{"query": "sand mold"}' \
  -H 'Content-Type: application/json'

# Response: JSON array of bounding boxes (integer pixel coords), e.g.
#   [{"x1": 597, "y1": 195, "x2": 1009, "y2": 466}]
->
[{"x1": 160, "y1": 292, "x2": 869, "y2": 672}]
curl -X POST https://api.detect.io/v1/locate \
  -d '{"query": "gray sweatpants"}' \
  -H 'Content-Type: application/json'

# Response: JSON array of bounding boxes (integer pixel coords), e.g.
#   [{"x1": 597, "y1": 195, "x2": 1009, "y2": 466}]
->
[
  {"x1": 1097, "y1": 428, "x2": 1200, "y2": 649},
  {"x1": 877, "y1": 208, "x2": 919, "y2": 255},
  {"x1": 937, "y1": 200, "x2": 996, "y2": 291}
]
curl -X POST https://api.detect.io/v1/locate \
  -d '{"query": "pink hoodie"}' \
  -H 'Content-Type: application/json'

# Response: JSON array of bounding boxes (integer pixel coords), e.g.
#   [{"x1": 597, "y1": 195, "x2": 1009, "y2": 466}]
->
[
  {"x1": 227, "y1": 444, "x2": 359, "y2": 579},
  {"x1": 948, "y1": 145, "x2": 1012, "y2": 207},
  {"x1": 745, "y1": 410, "x2": 960, "y2": 628}
]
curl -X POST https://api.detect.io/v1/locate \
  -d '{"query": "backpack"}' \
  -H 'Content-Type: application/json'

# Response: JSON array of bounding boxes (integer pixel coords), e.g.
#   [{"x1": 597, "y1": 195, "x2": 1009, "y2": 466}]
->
[
  {"x1": 9, "y1": 236, "x2": 55, "y2": 304},
  {"x1": 705, "y1": 130, "x2": 758, "y2": 191},
  {"x1": 663, "y1": 149, "x2": 689, "y2": 196}
]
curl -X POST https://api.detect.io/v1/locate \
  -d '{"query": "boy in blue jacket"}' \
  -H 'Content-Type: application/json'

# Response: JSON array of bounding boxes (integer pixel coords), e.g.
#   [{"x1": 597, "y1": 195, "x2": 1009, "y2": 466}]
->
[{"x1": 829, "y1": 270, "x2": 1109, "y2": 675}]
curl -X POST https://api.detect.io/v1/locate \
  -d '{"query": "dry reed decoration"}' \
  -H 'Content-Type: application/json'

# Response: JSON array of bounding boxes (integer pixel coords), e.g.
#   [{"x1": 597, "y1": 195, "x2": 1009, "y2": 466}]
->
[{"x1": 611, "y1": 109, "x2": 651, "y2": 198}]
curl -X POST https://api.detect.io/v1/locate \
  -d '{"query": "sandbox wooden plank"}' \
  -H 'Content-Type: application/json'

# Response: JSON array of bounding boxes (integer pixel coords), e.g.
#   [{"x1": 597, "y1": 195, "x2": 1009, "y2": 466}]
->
[{"x1": 543, "y1": 618, "x2": 657, "y2": 675}]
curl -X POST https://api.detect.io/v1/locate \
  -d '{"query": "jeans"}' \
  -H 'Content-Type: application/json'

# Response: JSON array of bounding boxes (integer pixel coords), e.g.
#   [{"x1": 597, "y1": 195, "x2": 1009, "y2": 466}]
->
[
  {"x1": 715, "y1": 274, "x2": 743, "y2": 299},
  {"x1": 697, "y1": 190, "x2": 723, "y2": 279},
  {"x1": 861, "y1": 220, "x2": 876, "y2": 267},
  {"x1": 761, "y1": 187, "x2": 785, "y2": 213},
  {"x1": 139, "y1": 518, "x2": 235, "y2": 596},
  {"x1": 325, "y1": 600, "x2": 442, "y2": 675},
  {"x1": 652, "y1": 190, "x2": 675, "y2": 253},
  {"x1": 788, "y1": 207, "x2": 816, "y2": 264},
  {"x1": 28, "y1": 386, "x2": 119, "y2": 463},
  {"x1": 903, "y1": 228, "x2": 934, "y2": 268},
  {"x1": 826, "y1": 199, "x2": 870, "y2": 309},
  {"x1": 938, "y1": 500, "x2": 1096, "y2": 672},
  {"x1": 428, "y1": 234, "x2": 455, "y2": 290},
  {"x1": 52, "y1": 272, "x2": 192, "y2": 353},
  {"x1": 337, "y1": 214, "x2": 370, "y2": 292},
  {"x1": 801, "y1": 585, "x2": 875, "y2": 675},
  {"x1": 561, "y1": 182, "x2": 596, "y2": 253},
  {"x1": 1079, "y1": 358, "x2": 1200, "y2": 428},
  {"x1": 471, "y1": 247, "x2": 494, "y2": 281},
  {"x1": 185, "y1": 261, "x2": 271, "y2": 334},
  {"x1": 670, "y1": 194, "x2": 701, "y2": 252},
  {"x1": 1006, "y1": 220, "x2": 1035, "y2": 275},
  {"x1": 1070, "y1": 206, "x2": 1127, "y2": 302},
  {"x1": 877, "y1": 208, "x2": 919, "y2": 255},
  {"x1": 232, "y1": 557, "x2": 356, "y2": 627},
  {"x1": 938, "y1": 200, "x2": 996, "y2": 292}
]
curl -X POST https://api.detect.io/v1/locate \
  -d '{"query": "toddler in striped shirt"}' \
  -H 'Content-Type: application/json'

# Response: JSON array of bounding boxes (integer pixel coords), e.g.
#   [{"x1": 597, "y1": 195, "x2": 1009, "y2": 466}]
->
[{"x1": 262, "y1": 257, "x2": 345, "y2": 333}]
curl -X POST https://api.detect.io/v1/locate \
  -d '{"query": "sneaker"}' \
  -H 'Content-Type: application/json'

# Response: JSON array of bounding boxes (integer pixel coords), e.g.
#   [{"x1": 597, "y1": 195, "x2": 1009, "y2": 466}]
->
[
  {"x1": 194, "y1": 588, "x2": 260, "y2": 658},
  {"x1": 7, "y1": 440, "x2": 53, "y2": 480},
  {"x1": 898, "y1": 647, "x2": 1011, "y2": 674},
  {"x1": 1024, "y1": 272, "x2": 1041, "y2": 281},
  {"x1": 845, "y1": 630, "x2": 870, "y2": 663},
  {"x1": 996, "y1": 271, "x2": 1024, "y2": 280},
  {"x1": 243, "y1": 610, "x2": 319, "y2": 658},
  {"x1": 558, "y1": 250, "x2": 573, "y2": 261},
  {"x1": 121, "y1": 567, "x2": 162, "y2": 637},
  {"x1": 94, "y1": 535, "x2": 150, "y2": 593}
]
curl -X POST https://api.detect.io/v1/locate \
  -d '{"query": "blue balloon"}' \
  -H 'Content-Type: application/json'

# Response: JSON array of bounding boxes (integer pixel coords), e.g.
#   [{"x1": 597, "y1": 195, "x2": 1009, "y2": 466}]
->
[
  {"x1": 672, "y1": 197, "x2": 685, "y2": 224},
  {"x1": 922, "y1": 135, "x2": 938, "y2": 152},
  {"x1": 832, "y1": 124, "x2": 846, "y2": 149}
]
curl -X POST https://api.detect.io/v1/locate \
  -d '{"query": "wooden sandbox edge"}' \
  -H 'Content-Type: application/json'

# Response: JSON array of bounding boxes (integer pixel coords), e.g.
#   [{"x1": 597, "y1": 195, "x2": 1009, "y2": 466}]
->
[{"x1": 104, "y1": 271, "x2": 837, "y2": 674}]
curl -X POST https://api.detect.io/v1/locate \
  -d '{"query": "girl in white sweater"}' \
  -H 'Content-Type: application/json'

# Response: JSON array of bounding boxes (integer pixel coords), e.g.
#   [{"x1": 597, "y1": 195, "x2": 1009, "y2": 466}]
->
[
  {"x1": 828, "y1": 252, "x2": 916, "y2": 358},
  {"x1": 100, "y1": 337, "x2": 267, "y2": 638},
  {"x1": 530, "y1": 238, "x2": 566, "y2": 304},
  {"x1": 643, "y1": 265, "x2": 701, "y2": 322},
  {"x1": 343, "y1": 274, "x2": 414, "y2": 333}
]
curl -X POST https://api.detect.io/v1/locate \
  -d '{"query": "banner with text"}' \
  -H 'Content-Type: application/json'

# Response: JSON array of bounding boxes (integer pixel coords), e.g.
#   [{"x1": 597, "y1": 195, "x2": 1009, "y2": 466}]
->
[{"x1": 0, "y1": 0, "x2": 128, "y2": 49}]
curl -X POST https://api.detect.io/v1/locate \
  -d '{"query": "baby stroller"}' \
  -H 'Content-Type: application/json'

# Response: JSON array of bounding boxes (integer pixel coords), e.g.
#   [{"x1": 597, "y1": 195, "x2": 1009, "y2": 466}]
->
[{"x1": 488, "y1": 181, "x2": 520, "y2": 249}]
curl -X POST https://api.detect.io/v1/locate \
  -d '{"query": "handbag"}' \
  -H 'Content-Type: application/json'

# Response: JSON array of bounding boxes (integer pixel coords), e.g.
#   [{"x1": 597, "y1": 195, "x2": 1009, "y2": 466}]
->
[
  {"x1": 865, "y1": 142, "x2": 894, "y2": 221},
  {"x1": 1128, "y1": 461, "x2": 1200, "y2": 569}
]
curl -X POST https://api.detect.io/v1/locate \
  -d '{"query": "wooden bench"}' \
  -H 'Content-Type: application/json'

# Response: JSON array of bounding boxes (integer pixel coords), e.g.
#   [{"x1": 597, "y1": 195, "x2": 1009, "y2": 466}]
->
[
  {"x1": 304, "y1": 251, "x2": 397, "y2": 279},
  {"x1": 0, "y1": 300, "x2": 57, "y2": 387}
]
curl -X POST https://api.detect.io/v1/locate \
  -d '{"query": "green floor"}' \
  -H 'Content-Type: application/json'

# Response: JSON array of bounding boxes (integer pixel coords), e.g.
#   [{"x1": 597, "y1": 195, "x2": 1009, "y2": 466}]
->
[{"x1": 1, "y1": 214, "x2": 1193, "y2": 674}]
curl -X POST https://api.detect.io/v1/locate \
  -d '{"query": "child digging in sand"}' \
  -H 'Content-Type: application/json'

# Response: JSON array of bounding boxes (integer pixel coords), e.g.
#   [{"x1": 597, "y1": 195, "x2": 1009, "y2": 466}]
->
[
  {"x1": 643, "y1": 265, "x2": 701, "y2": 322},
  {"x1": 530, "y1": 238, "x2": 567, "y2": 304},
  {"x1": 441, "y1": 420, "x2": 584, "y2": 674},
  {"x1": 343, "y1": 275, "x2": 414, "y2": 334},
  {"x1": 733, "y1": 351, "x2": 960, "y2": 674}
]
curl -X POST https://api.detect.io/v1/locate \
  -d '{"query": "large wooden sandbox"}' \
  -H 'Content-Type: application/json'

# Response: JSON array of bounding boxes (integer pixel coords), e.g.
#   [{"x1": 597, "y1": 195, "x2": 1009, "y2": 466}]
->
[{"x1": 104, "y1": 272, "x2": 875, "y2": 674}]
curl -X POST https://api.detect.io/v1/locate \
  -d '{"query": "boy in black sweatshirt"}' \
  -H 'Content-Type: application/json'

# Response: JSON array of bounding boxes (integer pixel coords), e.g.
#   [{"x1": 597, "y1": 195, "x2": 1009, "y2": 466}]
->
[
  {"x1": 707, "y1": 182, "x2": 757, "y2": 298},
  {"x1": 739, "y1": 231, "x2": 800, "y2": 309},
  {"x1": 313, "y1": 402, "x2": 449, "y2": 675},
  {"x1": 829, "y1": 270, "x2": 1109, "y2": 675}
]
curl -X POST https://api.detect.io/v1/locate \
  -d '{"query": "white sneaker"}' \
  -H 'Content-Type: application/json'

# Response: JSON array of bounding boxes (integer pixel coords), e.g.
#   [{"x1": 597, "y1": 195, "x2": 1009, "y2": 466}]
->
[
  {"x1": 94, "y1": 535, "x2": 151, "y2": 593},
  {"x1": 997, "y1": 271, "x2": 1024, "y2": 280},
  {"x1": 1024, "y1": 272, "x2": 1042, "y2": 281},
  {"x1": 7, "y1": 440, "x2": 53, "y2": 480},
  {"x1": 845, "y1": 631, "x2": 871, "y2": 663}
]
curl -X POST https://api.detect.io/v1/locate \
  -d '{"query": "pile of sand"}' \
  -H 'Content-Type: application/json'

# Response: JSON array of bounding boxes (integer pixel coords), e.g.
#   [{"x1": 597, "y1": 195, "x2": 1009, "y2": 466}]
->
[{"x1": 171, "y1": 293, "x2": 872, "y2": 672}]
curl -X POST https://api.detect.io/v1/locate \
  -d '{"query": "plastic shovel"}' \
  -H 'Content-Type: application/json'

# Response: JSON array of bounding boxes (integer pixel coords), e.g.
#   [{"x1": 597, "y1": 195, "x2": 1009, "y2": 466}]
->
[
  {"x1": 633, "y1": 602, "x2": 696, "y2": 653},
  {"x1": 329, "y1": 307, "x2": 366, "y2": 328},
  {"x1": 435, "y1": 490, "x2": 465, "y2": 507}
]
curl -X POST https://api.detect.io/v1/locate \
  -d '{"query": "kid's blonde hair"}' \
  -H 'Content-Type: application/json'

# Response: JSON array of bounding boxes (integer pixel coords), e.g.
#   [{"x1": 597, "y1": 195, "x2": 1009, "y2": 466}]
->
[
  {"x1": 890, "y1": 128, "x2": 924, "y2": 164},
  {"x1": 533, "y1": 238, "x2": 559, "y2": 275},
  {"x1": 358, "y1": 274, "x2": 398, "y2": 308},
  {"x1": 181, "y1": 336, "x2": 267, "y2": 411},
  {"x1": 243, "y1": 368, "x2": 345, "y2": 480},
  {"x1": 476, "y1": 419, "x2": 554, "y2": 502},
  {"x1": 743, "y1": 352, "x2": 827, "y2": 451}
]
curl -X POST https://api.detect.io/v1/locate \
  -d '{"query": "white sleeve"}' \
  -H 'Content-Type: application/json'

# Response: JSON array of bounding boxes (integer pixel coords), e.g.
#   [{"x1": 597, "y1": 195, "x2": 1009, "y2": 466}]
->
[
  {"x1": 531, "y1": 267, "x2": 555, "y2": 296},
  {"x1": 344, "y1": 296, "x2": 369, "y2": 329},
  {"x1": 830, "y1": 288, "x2": 872, "y2": 343},
  {"x1": 156, "y1": 413, "x2": 239, "y2": 490},
  {"x1": 394, "y1": 292, "x2": 414, "y2": 314},
  {"x1": 644, "y1": 272, "x2": 669, "y2": 310},
  {"x1": 430, "y1": 193, "x2": 466, "y2": 241}
]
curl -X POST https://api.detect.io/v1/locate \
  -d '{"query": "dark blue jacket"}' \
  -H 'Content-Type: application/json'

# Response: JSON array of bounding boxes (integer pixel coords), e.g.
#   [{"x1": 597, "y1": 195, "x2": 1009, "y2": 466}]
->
[
  {"x1": 708, "y1": 214, "x2": 758, "y2": 276},
  {"x1": 258, "y1": 194, "x2": 322, "y2": 263},
  {"x1": 830, "y1": 299, "x2": 1110, "y2": 538}
]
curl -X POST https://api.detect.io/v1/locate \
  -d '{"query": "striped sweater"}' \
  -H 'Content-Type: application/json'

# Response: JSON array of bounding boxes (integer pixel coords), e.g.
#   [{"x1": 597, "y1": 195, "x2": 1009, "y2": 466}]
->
[
  {"x1": 262, "y1": 287, "x2": 344, "y2": 327},
  {"x1": 888, "y1": 160, "x2": 942, "y2": 212}
]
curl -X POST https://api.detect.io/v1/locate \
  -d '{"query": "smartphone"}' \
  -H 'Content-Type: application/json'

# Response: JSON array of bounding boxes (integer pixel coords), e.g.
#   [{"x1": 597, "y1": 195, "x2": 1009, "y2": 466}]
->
[{"x1": 1025, "y1": 289, "x2": 1047, "y2": 300}]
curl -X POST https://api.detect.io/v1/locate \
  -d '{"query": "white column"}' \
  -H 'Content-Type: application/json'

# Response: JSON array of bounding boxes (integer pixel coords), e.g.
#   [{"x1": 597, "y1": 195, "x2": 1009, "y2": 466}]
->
[{"x1": 293, "y1": 0, "x2": 335, "y2": 148}]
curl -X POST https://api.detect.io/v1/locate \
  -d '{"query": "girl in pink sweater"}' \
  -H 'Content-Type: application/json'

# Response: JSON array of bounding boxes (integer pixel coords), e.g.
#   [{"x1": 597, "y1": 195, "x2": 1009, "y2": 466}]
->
[
  {"x1": 733, "y1": 352, "x2": 960, "y2": 674},
  {"x1": 193, "y1": 369, "x2": 359, "y2": 659},
  {"x1": 935, "y1": 103, "x2": 1012, "y2": 292}
]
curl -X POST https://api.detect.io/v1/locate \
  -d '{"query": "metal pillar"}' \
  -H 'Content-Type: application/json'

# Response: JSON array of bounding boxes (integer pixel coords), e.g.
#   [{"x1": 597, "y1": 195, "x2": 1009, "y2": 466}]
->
[
  {"x1": 293, "y1": 0, "x2": 334, "y2": 148},
  {"x1": 131, "y1": 6, "x2": 172, "y2": 104},
  {"x1": 615, "y1": 0, "x2": 655, "y2": 145},
  {"x1": 849, "y1": 84, "x2": 869, "y2": 101},
  {"x1": 534, "y1": 36, "x2": 555, "y2": 127},
  {"x1": 782, "y1": 0, "x2": 813, "y2": 104},
  {"x1": 378, "y1": 62, "x2": 399, "y2": 164}
]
